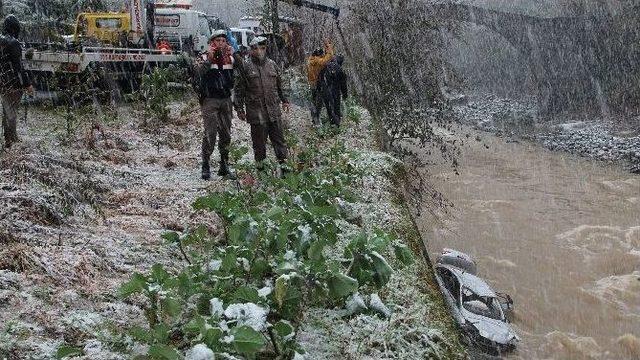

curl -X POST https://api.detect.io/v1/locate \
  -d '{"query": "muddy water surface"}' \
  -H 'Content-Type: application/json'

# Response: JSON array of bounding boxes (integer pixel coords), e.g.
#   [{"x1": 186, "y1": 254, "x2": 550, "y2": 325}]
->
[{"x1": 416, "y1": 131, "x2": 640, "y2": 359}]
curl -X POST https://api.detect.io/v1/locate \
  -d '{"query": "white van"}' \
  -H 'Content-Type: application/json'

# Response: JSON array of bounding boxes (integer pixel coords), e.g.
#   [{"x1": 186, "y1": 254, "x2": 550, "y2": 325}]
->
[
  {"x1": 229, "y1": 27, "x2": 255, "y2": 49},
  {"x1": 237, "y1": 16, "x2": 264, "y2": 34},
  {"x1": 154, "y1": 8, "x2": 211, "y2": 53}
]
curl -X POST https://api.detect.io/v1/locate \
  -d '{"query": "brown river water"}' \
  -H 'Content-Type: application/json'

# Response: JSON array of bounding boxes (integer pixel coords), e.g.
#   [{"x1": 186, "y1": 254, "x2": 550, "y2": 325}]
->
[{"x1": 416, "y1": 131, "x2": 640, "y2": 359}]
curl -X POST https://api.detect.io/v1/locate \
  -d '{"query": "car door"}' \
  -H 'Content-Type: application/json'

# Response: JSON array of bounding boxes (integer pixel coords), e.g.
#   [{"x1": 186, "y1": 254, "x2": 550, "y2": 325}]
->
[{"x1": 436, "y1": 267, "x2": 464, "y2": 324}]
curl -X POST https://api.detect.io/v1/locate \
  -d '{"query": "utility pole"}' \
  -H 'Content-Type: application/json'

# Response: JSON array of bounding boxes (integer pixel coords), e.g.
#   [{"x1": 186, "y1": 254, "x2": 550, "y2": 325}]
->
[
  {"x1": 267, "y1": 0, "x2": 281, "y2": 65},
  {"x1": 271, "y1": 0, "x2": 279, "y2": 34}
]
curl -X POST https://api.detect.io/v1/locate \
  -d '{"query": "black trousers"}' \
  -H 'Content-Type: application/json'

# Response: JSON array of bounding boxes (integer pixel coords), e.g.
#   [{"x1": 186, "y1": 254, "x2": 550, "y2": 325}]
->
[
  {"x1": 201, "y1": 97, "x2": 232, "y2": 163},
  {"x1": 310, "y1": 86, "x2": 324, "y2": 125},
  {"x1": 1, "y1": 90, "x2": 22, "y2": 146},
  {"x1": 323, "y1": 88, "x2": 342, "y2": 126},
  {"x1": 250, "y1": 120, "x2": 288, "y2": 163}
]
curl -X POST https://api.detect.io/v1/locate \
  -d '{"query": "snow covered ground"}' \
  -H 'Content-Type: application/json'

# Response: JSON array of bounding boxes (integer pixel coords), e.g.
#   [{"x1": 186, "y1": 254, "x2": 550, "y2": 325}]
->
[{"x1": 0, "y1": 92, "x2": 465, "y2": 359}]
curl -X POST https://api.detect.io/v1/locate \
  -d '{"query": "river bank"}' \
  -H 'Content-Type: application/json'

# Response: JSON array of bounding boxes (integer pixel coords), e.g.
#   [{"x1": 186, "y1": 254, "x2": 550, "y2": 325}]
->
[{"x1": 456, "y1": 93, "x2": 640, "y2": 173}]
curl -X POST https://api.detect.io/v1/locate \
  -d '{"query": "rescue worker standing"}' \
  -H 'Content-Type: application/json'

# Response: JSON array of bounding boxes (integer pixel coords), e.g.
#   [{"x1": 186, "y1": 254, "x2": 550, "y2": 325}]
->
[
  {"x1": 306, "y1": 39, "x2": 334, "y2": 126},
  {"x1": 234, "y1": 36, "x2": 290, "y2": 173},
  {"x1": 317, "y1": 55, "x2": 347, "y2": 127},
  {"x1": 192, "y1": 29, "x2": 235, "y2": 180},
  {"x1": 0, "y1": 15, "x2": 32, "y2": 149}
]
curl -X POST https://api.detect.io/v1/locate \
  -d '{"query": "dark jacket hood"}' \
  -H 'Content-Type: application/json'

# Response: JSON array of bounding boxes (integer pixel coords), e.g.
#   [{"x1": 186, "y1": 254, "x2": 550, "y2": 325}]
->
[{"x1": 3, "y1": 15, "x2": 20, "y2": 38}]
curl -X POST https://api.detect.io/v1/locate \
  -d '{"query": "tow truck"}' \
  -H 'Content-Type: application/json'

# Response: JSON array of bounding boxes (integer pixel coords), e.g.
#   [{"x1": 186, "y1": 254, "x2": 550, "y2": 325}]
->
[
  {"x1": 22, "y1": 0, "x2": 343, "y2": 90},
  {"x1": 22, "y1": 0, "x2": 187, "y2": 91}
]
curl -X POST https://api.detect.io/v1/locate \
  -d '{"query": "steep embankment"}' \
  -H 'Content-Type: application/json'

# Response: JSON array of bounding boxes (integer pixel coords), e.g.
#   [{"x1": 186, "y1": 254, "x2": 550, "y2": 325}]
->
[{"x1": 1, "y1": 92, "x2": 464, "y2": 359}]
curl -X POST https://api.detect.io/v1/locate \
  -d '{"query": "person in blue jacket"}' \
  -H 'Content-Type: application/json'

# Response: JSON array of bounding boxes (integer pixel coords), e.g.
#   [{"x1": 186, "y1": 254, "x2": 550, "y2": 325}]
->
[{"x1": 226, "y1": 29, "x2": 239, "y2": 52}]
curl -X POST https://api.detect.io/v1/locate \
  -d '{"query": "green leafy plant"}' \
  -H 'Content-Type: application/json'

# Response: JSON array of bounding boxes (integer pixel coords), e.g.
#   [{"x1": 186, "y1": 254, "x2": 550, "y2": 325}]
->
[
  {"x1": 139, "y1": 67, "x2": 173, "y2": 125},
  {"x1": 344, "y1": 97, "x2": 363, "y2": 125},
  {"x1": 117, "y1": 114, "x2": 413, "y2": 358}
]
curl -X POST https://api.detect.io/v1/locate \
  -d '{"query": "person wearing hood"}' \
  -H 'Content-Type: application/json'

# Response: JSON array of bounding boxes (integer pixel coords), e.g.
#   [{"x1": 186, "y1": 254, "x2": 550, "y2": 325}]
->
[
  {"x1": 0, "y1": 15, "x2": 32, "y2": 149},
  {"x1": 192, "y1": 29, "x2": 235, "y2": 180},
  {"x1": 306, "y1": 39, "x2": 334, "y2": 126},
  {"x1": 317, "y1": 54, "x2": 348, "y2": 127},
  {"x1": 234, "y1": 36, "x2": 290, "y2": 174}
]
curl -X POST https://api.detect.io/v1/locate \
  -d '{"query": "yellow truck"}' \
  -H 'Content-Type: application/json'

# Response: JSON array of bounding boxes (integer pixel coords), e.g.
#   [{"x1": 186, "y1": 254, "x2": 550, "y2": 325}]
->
[
  {"x1": 71, "y1": 0, "x2": 150, "y2": 46},
  {"x1": 72, "y1": 12, "x2": 134, "y2": 45}
]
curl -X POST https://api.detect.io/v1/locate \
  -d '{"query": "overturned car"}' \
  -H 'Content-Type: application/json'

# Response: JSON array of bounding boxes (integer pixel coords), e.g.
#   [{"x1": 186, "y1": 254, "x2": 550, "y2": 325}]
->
[{"x1": 434, "y1": 249, "x2": 520, "y2": 354}]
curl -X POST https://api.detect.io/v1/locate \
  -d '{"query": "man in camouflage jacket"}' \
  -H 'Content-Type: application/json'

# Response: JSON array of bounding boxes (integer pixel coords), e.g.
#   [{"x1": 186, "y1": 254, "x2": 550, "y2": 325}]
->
[{"x1": 234, "y1": 36, "x2": 290, "y2": 173}]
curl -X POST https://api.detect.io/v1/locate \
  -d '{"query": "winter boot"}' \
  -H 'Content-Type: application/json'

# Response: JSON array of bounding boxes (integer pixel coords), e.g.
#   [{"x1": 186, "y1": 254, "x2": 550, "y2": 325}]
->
[
  {"x1": 201, "y1": 159, "x2": 211, "y2": 180},
  {"x1": 217, "y1": 157, "x2": 236, "y2": 180}
]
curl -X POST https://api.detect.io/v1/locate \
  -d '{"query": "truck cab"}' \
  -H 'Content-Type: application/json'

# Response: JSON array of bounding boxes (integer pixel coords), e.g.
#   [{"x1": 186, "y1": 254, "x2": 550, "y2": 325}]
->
[
  {"x1": 73, "y1": 13, "x2": 132, "y2": 45},
  {"x1": 154, "y1": 8, "x2": 211, "y2": 53}
]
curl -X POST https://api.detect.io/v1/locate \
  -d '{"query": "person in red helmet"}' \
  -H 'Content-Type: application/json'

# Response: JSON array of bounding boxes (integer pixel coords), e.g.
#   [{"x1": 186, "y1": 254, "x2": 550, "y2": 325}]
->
[{"x1": 191, "y1": 29, "x2": 236, "y2": 180}]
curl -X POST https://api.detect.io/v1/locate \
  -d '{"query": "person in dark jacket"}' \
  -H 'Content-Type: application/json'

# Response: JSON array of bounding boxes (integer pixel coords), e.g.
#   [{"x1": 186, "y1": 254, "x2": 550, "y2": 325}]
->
[
  {"x1": 306, "y1": 40, "x2": 334, "y2": 126},
  {"x1": 0, "y1": 15, "x2": 32, "y2": 149},
  {"x1": 317, "y1": 55, "x2": 347, "y2": 127},
  {"x1": 192, "y1": 29, "x2": 235, "y2": 180},
  {"x1": 234, "y1": 36, "x2": 290, "y2": 174}
]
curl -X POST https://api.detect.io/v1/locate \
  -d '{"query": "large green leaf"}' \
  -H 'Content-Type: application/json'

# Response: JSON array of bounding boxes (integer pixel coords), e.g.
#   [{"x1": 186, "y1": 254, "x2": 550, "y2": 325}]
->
[
  {"x1": 118, "y1": 273, "x2": 147, "y2": 298},
  {"x1": 309, "y1": 205, "x2": 339, "y2": 218},
  {"x1": 183, "y1": 316, "x2": 206, "y2": 336},
  {"x1": 231, "y1": 326, "x2": 266, "y2": 355},
  {"x1": 327, "y1": 273, "x2": 359, "y2": 299},
  {"x1": 346, "y1": 232, "x2": 368, "y2": 256},
  {"x1": 266, "y1": 206, "x2": 285, "y2": 219},
  {"x1": 161, "y1": 231, "x2": 180, "y2": 244},
  {"x1": 161, "y1": 297, "x2": 181, "y2": 318},
  {"x1": 250, "y1": 259, "x2": 270, "y2": 278},
  {"x1": 348, "y1": 254, "x2": 374, "y2": 286},
  {"x1": 151, "y1": 264, "x2": 170, "y2": 284},
  {"x1": 204, "y1": 327, "x2": 224, "y2": 351},
  {"x1": 151, "y1": 324, "x2": 170, "y2": 344},
  {"x1": 192, "y1": 193, "x2": 225, "y2": 212},
  {"x1": 370, "y1": 231, "x2": 391, "y2": 252},
  {"x1": 273, "y1": 320, "x2": 295, "y2": 339},
  {"x1": 233, "y1": 286, "x2": 261, "y2": 303},
  {"x1": 371, "y1": 251, "x2": 393, "y2": 288},
  {"x1": 228, "y1": 217, "x2": 252, "y2": 244},
  {"x1": 129, "y1": 325, "x2": 152, "y2": 343},
  {"x1": 147, "y1": 344, "x2": 179, "y2": 360},
  {"x1": 221, "y1": 248, "x2": 237, "y2": 273},
  {"x1": 274, "y1": 274, "x2": 303, "y2": 318},
  {"x1": 394, "y1": 244, "x2": 415, "y2": 266},
  {"x1": 55, "y1": 345, "x2": 83, "y2": 359},
  {"x1": 175, "y1": 271, "x2": 194, "y2": 298},
  {"x1": 307, "y1": 240, "x2": 325, "y2": 261}
]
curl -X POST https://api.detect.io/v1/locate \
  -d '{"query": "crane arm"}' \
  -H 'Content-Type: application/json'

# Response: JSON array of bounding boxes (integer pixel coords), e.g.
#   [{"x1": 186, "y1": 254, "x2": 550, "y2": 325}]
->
[{"x1": 282, "y1": 0, "x2": 340, "y2": 18}]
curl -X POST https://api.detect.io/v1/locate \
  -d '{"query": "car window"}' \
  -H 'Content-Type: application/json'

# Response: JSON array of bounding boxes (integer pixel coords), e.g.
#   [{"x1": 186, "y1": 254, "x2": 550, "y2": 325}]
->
[
  {"x1": 198, "y1": 16, "x2": 210, "y2": 37},
  {"x1": 437, "y1": 267, "x2": 461, "y2": 301},
  {"x1": 462, "y1": 287, "x2": 503, "y2": 320},
  {"x1": 96, "y1": 18, "x2": 123, "y2": 29}
]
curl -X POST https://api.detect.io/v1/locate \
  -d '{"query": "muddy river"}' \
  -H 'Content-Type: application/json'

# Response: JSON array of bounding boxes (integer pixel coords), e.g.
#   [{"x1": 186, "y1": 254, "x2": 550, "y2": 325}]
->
[{"x1": 416, "y1": 131, "x2": 640, "y2": 359}]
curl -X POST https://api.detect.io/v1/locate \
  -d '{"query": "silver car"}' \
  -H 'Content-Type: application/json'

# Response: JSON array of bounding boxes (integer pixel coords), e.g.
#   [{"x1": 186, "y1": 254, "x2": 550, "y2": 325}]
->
[{"x1": 434, "y1": 249, "x2": 520, "y2": 354}]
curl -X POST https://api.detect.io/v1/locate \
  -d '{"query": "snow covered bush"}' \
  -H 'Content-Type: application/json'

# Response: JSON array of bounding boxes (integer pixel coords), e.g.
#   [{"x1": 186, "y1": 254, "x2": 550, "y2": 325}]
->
[{"x1": 117, "y1": 127, "x2": 415, "y2": 358}]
